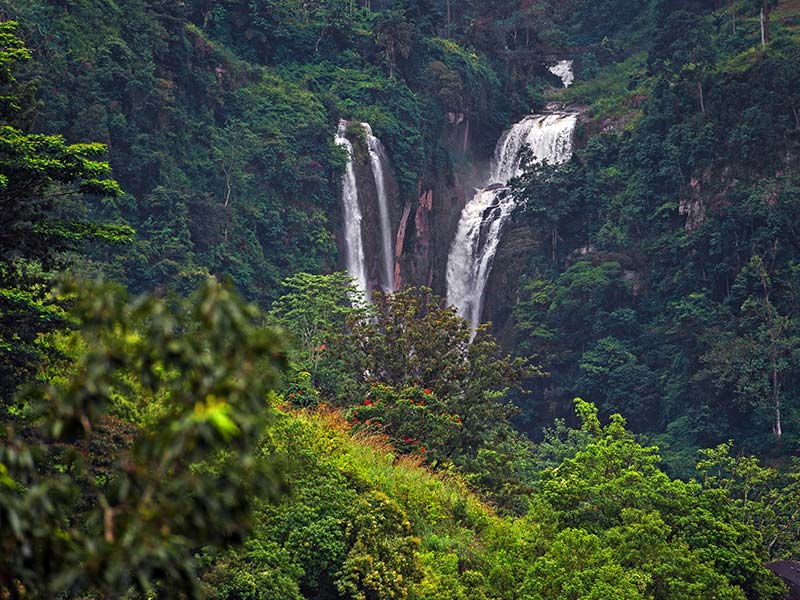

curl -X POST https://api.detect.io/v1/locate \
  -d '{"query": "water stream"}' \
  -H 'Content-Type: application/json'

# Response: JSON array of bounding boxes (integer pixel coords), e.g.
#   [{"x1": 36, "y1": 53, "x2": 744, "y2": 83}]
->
[
  {"x1": 446, "y1": 113, "x2": 578, "y2": 332},
  {"x1": 334, "y1": 119, "x2": 369, "y2": 296},
  {"x1": 363, "y1": 123, "x2": 396, "y2": 292}
]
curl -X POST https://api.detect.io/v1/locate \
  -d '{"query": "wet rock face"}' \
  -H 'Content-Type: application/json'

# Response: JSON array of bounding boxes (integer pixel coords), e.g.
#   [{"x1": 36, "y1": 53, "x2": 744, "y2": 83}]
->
[
  {"x1": 395, "y1": 180, "x2": 468, "y2": 295},
  {"x1": 335, "y1": 110, "x2": 483, "y2": 298},
  {"x1": 443, "y1": 112, "x2": 472, "y2": 155},
  {"x1": 351, "y1": 148, "x2": 385, "y2": 291},
  {"x1": 481, "y1": 222, "x2": 543, "y2": 343},
  {"x1": 359, "y1": 104, "x2": 586, "y2": 309},
  {"x1": 394, "y1": 108, "x2": 484, "y2": 295},
  {"x1": 766, "y1": 561, "x2": 800, "y2": 599}
]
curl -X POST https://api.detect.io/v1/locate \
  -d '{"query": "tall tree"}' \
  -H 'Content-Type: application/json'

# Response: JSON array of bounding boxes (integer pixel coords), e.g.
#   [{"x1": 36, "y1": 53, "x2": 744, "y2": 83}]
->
[
  {"x1": 373, "y1": 11, "x2": 412, "y2": 79},
  {"x1": 0, "y1": 21, "x2": 129, "y2": 402},
  {"x1": 268, "y1": 271, "x2": 367, "y2": 398},
  {"x1": 752, "y1": 0, "x2": 780, "y2": 46},
  {"x1": 342, "y1": 287, "x2": 535, "y2": 457}
]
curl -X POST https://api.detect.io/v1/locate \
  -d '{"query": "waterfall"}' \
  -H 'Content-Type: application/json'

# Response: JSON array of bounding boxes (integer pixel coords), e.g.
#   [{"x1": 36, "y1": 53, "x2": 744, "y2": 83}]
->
[
  {"x1": 446, "y1": 113, "x2": 578, "y2": 332},
  {"x1": 549, "y1": 60, "x2": 574, "y2": 88},
  {"x1": 363, "y1": 123, "x2": 395, "y2": 292},
  {"x1": 334, "y1": 119, "x2": 369, "y2": 296}
]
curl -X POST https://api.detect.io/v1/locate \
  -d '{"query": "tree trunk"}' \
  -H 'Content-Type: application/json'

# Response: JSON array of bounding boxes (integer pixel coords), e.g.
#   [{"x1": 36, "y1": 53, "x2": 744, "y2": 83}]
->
[
  {"x1": 222, "y1": 162, "x2": 232, "y2": 208},
  {"x1": 760, "y1": 7, "x2": 766, "y2": 48},
  {"x1": 765, "y1": 3, "x2": 771, "y2": 45},
  {"x1": 760, "y1": 266, "x2": 783, "y2": 442},
  {"x1": 698, "y1": 81, "x2": 705, "y2": 116},
  {"x1": 446, "y1": 0, "x2": 451, "y2": 38}
]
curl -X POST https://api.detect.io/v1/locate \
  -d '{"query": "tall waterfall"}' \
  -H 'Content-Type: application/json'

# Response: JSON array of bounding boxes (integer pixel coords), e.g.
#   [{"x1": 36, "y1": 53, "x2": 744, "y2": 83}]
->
[
  {"x1": 446, "y1": 113, "x2": 578, "y2": 332},
  {"x1": 334, "y1": 119, "x2": 369, "y2": 295},
  {"x1": 363, "y1": 123, "x2": 395, "y2": 292}
]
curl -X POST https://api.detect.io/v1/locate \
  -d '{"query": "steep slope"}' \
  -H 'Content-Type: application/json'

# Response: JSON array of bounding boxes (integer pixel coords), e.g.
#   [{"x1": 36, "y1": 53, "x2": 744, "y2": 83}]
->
[
  {"x1": 199, "y1": 405, "x2": 784, "y2": 600},
  {"x1": 487, "y1": 0, "x2": 800, "y2": 463},
  {"x1": 0, "y1": 0, "x2": 559, "y2": 304}
]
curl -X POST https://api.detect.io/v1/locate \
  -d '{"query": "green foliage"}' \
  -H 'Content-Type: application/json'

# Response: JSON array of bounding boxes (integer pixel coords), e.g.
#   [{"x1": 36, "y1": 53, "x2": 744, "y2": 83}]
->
[
  {"x1": 505, "y1": 0, "x2": 800, "y2": 461},
  {"x1": 1, "y1": 278, "x2": 288, "y2": 598},
  {"x1": 201, "y1": 540, "x2": 304, "y2": 600},
  {"x1": 268, "y1": 271, "x2": 367, "y2": 398},
  {"x1": 337, "y1": 491, "x2": 422, "y2": 600},
  {"x1": 352, "y1": 383, "x2": 461, "y2": 462},
  {"x1": 697, "y1": 442, "x2": 800, "y2": 560},
  {"x1": 339, "y1": 287, "x2": 536, "y2": 490},
  {"x1": 271, "y1": 280, "x2": 539, "y2": 510},
  {"x1": 198, "y1": 401, "x2": 786, "y2": 600},
  {"x1": 557, "y1": 52, "x2": 649, "y2": 120},
  {"x1": 522, "y1": 528, "x2": 645, "y2": 600},
  {"x1": 0, "y1": 21, "x2": 127, "y2": 401},
  {"x1": 2, "y1": 1, "x2": 800, "y2": 596},
  {"x1": 526, "y1": 399, "x2": 785, "y2": 600},
  {"x1": 0, "y1": 20, "x2": 31, "y2": 121}
]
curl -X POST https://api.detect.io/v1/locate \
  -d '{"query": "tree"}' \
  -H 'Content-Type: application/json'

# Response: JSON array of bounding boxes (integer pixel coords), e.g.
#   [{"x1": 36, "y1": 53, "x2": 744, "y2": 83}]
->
[
  {"x1": 340, "y1": 287, "x2": 537, "y2": 495},
  {"x1": 336, "y1": 491, "x2": 422, "y2": 600},
  {"x1": 343, "y1": 287, "x2": 531, "y2": 444},
  {"x1": 701, "y1": 256, "x2": 799, "y2": 444},
  {"x1": 648, "y1": 10, "x2": 715, "y2": 117},
  {"x1": 751, "y1": 0, "x2": 780, "y2": 46},
  {"x1": 0, "y1": 278, "x2": 288, "y2": 597},
  {"x1": 0, "y1": 21, "x2": 130, "y2": 402},
  {"x1": 527, "y1": 399, "x2": 786, "y2": 600},
  {"x1": 351, "y1": 383, "x2": 462, "y2": 462},
  {"x1": 697, "y1": 442, "x2": 800, "y2": 560},
  {"x1": 516, "y1": 160, "x2": 586, "y2": 262},
  {"x1": 268, "y1": 272, "x2": 367, "y2": 400},
  {"x1": 373, "y1": 11, "x2": 412, "y2": 79},
  {"x1": 211, "y1": 120, "x2": 260, "y2": 244},
  {"x1": 577, "y1": 336, "x2": 660, "y2": 430}
]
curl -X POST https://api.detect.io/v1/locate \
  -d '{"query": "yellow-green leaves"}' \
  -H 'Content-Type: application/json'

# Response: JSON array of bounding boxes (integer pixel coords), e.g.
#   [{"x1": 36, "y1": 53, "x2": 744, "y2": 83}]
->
[{"x1": 193, "y1": 395, "x2": 241, "y2": 441}]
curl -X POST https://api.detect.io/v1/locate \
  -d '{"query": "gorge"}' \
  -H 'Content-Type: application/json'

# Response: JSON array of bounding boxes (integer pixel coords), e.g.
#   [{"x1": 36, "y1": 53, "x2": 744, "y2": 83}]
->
[{"x1": 4, "y1": 1, "x2": 800, "y2": 596}]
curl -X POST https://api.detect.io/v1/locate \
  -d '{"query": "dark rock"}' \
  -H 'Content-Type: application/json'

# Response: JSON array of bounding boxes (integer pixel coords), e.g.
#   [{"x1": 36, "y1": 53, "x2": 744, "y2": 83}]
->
[{"x1": 766, "y1": 561, "x2": 800, "y2": 599}]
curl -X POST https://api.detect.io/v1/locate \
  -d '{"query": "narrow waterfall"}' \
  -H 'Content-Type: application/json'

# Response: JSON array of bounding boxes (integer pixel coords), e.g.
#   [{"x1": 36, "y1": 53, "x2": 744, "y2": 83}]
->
[
  {"x1": 334, "y1": 119, "x2": 369, "y2": 296},
  {"x1": 549, "y1": 60, "x2": 574, "y2": 88},
  {"x1": 363, "y1": 123, "x2": 395, "y2": 292},
  {"x1": 446, "y1": 113, "x2": 578, "y2": 332}
]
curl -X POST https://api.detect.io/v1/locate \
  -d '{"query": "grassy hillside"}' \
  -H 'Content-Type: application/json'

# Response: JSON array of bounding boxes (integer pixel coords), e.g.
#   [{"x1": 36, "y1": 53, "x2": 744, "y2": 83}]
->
[{"x1": 199, "y1": 404, "x2": 786, "y2": 600}]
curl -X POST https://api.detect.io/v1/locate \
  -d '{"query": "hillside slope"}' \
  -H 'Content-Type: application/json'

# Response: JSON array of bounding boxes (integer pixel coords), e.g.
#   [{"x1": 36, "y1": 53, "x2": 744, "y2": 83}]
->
[{"x1": 200, "y1": 405, "x2": 784, "y2": 600}]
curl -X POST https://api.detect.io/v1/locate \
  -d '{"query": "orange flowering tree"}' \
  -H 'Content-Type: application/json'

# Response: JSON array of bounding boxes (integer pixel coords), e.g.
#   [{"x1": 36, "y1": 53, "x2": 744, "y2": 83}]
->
[
  {"x1": 350, "y1": 384, "x2": 461, "y2": 463},
  {"x1": 340, "y1": 287, "x2": 541, "y2": 479}
]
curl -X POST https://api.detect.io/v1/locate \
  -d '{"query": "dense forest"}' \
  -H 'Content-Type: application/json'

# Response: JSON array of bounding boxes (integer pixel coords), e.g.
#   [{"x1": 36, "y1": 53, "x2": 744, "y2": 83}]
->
[{"x1": 1, "y1": 0, "x2": 800, "y2": 597}]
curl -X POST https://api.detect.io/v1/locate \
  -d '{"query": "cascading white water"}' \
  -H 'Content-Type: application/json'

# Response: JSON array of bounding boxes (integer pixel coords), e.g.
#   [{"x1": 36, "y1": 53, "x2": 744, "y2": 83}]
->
[
  {"x1": 363, "y1": 123, "x2": 395, "y2": 292},
  {"x1": 446, "y1": 113, "x2": 578, "y2": 332},
  {"x1": 334, "y1": 119, "x2": 369, "y2": 296},
  {"x1": 549, "y1": 60, "x2": 574, "y2": 88}
]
